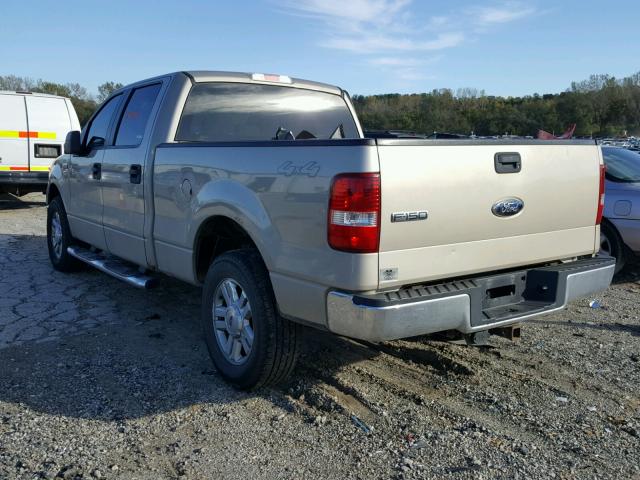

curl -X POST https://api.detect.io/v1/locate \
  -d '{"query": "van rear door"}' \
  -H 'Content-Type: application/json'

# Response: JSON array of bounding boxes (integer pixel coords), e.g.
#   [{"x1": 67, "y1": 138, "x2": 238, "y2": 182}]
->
[
  {"x1": 0, "y1": 94, "x2": 28, "y2": 173},
  {"x1": 25, "y1": 96, "x2": 71, "y2": 173}
]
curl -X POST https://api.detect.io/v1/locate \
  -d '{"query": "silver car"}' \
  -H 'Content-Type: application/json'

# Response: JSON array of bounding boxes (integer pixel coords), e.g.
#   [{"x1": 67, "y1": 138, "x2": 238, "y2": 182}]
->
[{"x1": 601, "y1": 146, "x2": 640, "y2": 272}]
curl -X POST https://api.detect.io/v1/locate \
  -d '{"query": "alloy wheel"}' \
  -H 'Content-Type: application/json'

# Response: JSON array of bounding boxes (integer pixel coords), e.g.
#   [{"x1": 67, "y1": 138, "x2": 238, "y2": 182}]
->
[{"x1": 212, "y1": 279, "x2": 254, "y2": 365}]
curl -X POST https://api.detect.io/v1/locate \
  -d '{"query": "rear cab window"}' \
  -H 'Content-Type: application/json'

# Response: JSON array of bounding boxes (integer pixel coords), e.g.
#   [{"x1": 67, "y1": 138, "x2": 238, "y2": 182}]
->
[{"x1": 175, "y1": 83, "x2": 358, "y2": 142}]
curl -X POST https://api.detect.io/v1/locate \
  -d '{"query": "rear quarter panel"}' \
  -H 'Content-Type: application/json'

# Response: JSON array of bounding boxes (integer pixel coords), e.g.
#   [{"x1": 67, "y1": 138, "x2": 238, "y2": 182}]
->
[{"x1": 152, "y1": 141, "x2": 380, "y2": 325}]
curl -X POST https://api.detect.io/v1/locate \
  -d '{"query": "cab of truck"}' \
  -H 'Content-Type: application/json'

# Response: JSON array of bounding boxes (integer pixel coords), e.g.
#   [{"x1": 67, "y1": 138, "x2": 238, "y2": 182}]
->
[{"x1": 0, "y1": 91, "x2": 80, "y2": 196}]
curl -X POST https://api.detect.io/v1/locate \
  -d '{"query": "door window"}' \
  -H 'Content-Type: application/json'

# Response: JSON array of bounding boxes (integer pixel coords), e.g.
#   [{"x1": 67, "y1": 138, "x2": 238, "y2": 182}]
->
[
  {"x1": 84, "y1": 94, "x2": 122, "y2": 150},
  {"x1": 115, "y1": 84, "x2": 161, "y2": 146}
]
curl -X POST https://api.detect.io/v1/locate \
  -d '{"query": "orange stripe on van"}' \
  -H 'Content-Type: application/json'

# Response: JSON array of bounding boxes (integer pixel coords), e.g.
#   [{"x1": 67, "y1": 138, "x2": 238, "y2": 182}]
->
[
  {"x1": 0, "y1": 166, "x2": 29, "y2": 171},
  {"x1": 0, "y1": 130, "x2": 56, "y2": 139}
]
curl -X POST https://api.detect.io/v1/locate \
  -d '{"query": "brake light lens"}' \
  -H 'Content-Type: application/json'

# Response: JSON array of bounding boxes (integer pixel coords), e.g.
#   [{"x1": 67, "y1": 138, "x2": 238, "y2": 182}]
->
[
  {"x1": 328, "y1": 173, "x2": 381, "y2": 253},
  {"x1": 596, "y1": 164, "x2": 606, "y2": 225},
  {"x1": 251, "y1": 73, "x2": 292, "y2": 84}
]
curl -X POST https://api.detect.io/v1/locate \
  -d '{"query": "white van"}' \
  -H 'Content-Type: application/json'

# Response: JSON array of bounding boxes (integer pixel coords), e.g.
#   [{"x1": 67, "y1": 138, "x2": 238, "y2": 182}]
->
[{"x1": 0, "y1": 91, "x2": 80, "y2": 196}]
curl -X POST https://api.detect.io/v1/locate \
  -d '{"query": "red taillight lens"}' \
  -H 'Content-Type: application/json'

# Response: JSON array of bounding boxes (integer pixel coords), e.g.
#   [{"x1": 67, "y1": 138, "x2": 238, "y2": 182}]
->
[
  {"x1": 596, "y1": 164, "x2": 606, "y2": 225},
  {"x1": 328, "y1": 173, "x2": 381, "y2": 253}
]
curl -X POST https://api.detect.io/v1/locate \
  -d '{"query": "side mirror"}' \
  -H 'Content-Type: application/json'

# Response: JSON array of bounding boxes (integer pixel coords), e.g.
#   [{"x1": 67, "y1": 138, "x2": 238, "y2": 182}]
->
[{"x1": 64, "y1": 131, "x2": 82, "y2": 155}]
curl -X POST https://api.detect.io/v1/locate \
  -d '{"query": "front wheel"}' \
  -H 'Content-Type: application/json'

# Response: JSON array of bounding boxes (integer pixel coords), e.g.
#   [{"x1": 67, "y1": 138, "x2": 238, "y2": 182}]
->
[
  {"x1": 201, "y1": 249, "x2": 300, "y2": 390},
  {"x1": 47, "y1": 197, "x2": 83, "y2": 272}
]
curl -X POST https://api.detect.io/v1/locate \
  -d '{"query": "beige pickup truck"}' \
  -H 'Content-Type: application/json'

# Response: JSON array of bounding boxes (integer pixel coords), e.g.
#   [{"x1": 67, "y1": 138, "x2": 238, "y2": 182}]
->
[{"x1": 46, "y1": 71, "x2": 614, "y2": 389}]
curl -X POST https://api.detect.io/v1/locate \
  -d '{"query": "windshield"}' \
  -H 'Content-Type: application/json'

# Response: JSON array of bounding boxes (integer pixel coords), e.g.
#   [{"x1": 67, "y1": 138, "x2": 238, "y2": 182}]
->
[
  {"x1": 603, "y1": 147, "x2": 640, "y2": 183},
  {"x1": 176, "y1": 82, "x2": 359, "y2": 142}
]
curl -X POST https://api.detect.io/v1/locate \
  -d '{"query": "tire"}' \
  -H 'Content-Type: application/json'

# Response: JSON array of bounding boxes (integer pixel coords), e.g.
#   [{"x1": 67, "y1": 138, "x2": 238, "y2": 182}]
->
[
  {"x1": 201, "y1": 249, "x2": 300, "y2": 390},
  {"x1": 600, "y1": 220, "x2": 626, "y2": 274},
  {"x1": 47, "y1": 196, "x2": 84, "y2": 272}
]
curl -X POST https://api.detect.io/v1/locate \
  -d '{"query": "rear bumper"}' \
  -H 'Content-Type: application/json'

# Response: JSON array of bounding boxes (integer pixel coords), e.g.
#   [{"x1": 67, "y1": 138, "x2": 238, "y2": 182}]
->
[{"x1": 326, "y1": 256, "x2": 615, "y2": 342}]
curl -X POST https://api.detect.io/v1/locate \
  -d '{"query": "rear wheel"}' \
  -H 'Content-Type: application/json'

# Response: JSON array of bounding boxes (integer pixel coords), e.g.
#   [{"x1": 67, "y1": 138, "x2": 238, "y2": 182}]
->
[
  {"x1": 47, "y1": 197, "x2": 83, "y2": 272},
  {"x1": 600, "y1": 220, "x2": 625, "y2": 273},
  {"x1": 201, "y1": 249, "x2": 300, "y2": 390}
]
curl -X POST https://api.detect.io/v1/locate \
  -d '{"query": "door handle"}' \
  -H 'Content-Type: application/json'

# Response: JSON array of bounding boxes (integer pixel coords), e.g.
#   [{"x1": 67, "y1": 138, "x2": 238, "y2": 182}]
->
[
  {"x1": 494, "y1": 152, "x2": 521, "y2": 174},
  {"x1": 91, "y1": 163, "x2": 101, "y2": 180},
  {"x1": 129, "y1": 164, "x2": 142, "y2": 184}
]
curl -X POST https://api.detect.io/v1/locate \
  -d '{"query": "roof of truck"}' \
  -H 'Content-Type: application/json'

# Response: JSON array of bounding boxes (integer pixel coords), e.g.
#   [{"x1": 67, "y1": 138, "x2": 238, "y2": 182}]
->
[
  {"x1": 184, "y1": 71, "x2": 343, "y2": 95},
  {"x1": 115, "y1": 71, "x2": 344, "y2": 96}
]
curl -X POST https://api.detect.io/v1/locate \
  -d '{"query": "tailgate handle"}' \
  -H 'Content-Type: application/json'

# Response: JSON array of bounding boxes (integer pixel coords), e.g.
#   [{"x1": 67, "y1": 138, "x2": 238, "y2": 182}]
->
[{"x1": 495, "y1": 152, "x2": 521, "y2": 174}]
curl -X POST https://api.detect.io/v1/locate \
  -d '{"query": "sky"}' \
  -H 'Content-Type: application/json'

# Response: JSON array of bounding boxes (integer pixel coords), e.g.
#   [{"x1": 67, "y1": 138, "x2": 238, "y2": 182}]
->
[{"x1": 1, "y1": 0, "x2": 639, "y2": 97}]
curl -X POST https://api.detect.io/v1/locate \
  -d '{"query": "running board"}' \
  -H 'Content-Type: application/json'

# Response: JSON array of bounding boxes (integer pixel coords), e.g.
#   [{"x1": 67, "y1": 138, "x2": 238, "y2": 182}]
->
[{"x1": 67, "y1": 246, "x2": 158, "y2": 289}]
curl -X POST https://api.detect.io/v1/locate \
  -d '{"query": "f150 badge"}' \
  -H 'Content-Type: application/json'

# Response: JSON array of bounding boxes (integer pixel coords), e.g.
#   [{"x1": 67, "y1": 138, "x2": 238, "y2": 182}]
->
[
  {"x1": 492, "y1": 198, "x2": 524, "y2": 217},
  {"x1": 391, "y1": 211, "x2": 428, "y2": 223}
]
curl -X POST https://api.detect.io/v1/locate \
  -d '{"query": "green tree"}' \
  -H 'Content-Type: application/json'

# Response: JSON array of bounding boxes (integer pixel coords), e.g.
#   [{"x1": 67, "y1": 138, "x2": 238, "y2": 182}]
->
[
  {"x1": 97, "y1": 81, "x2": 124, "y2": 103},
  {"x1": 3, "y1": 71, "x2": 640, "y2": 136},
  {"x1": 353, "y1": 71, "x2": 640, "y2": 137}
]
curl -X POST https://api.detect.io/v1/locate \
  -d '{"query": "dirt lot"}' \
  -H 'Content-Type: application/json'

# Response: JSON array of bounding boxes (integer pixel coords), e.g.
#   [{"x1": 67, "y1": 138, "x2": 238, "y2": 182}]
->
[{"x1": 0, "y1": 193, "x2": 638, "y2": 480}]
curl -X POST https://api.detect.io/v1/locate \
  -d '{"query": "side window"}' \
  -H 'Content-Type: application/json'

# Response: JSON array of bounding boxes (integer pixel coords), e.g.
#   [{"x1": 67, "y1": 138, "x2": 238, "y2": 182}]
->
[
  {"x1": 84, "y1": 94, "x2": 122, "y2": 149},
  {"x1": 115, "y1": 84, "x2": 161, "y2": 146}
]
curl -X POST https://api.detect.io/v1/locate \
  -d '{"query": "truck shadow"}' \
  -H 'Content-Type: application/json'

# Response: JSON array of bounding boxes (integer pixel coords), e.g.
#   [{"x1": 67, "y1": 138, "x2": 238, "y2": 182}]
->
[
  {"x1": 0, "y1": 192, "x2": 46, "y2": 210},
  {"x1": 612, "y1": 255, "x2": 640, "y2": 284},
  {"x1": 0, "y1": 233, "x2": 384, "y2": 421},
  {"x1": 530, "y1": 318, "x2": 640, "y2": 337},
  {"x1": 0, "y1": 322, "x2": 386, "y2": 422},
  {"x1": 0, "y1": 232, "x2": 635, "y2": 423}
]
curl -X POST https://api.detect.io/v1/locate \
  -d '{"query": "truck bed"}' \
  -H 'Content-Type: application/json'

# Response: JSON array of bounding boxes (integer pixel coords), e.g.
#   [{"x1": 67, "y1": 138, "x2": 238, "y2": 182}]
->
[{"x1": 153, "y1": 138, "x2": 601, "y2": 294}]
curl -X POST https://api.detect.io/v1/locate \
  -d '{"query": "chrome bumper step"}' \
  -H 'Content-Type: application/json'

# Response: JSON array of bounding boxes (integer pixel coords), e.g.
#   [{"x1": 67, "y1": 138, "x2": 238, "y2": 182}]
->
[
  {"x1": 67, "y1": 246, "x2": 158, "y2": 289},
  {"x1": 327, "y1": 256, "x2": 616, "y2": 342}
]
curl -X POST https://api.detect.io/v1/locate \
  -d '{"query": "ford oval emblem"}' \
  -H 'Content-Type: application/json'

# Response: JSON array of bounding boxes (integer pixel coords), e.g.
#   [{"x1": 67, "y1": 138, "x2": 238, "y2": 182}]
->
[{"x1": 492, "y1": 198, "x2": 524, "y2": 217}]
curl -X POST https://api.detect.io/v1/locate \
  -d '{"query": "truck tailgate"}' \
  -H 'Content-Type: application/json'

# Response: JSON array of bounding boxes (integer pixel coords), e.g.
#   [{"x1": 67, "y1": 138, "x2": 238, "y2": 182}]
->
[{"x1": 377, "y1": 140, "x2": 602, "y2": 288}]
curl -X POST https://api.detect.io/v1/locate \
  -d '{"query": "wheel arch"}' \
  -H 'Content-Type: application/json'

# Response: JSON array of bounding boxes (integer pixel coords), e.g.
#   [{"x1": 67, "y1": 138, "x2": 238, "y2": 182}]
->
[
  {"x1": 46, "y1": 182, "x2": 61, "y2": 205},
  {"x1": 602, "y1": 217, "x2": 624, "y2": 243},
  {"x1": 193, "y1": 215, "x2": 268, "y2": 284},
  {"x1": 601, "y1": 217, "x2": 627, "y2": 273},
  {"x1": 187, "y1": 179, "x2": 278, "y2": 284},
  {"x1": 46, "y1": 160, "x2": 67, "y2": 205}
]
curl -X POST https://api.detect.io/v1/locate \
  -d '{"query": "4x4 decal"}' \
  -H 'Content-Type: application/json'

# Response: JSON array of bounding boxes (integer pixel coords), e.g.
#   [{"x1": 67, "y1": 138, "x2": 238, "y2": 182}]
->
[{"x1": 277, "y1": 161, "x2": 320, "y2": 177}]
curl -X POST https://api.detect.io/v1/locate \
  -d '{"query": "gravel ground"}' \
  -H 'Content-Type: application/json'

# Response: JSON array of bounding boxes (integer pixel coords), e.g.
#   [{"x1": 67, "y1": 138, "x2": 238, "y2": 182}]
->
[{"x1": 0, "y1": 193, "x2": 638, "y2": 480}]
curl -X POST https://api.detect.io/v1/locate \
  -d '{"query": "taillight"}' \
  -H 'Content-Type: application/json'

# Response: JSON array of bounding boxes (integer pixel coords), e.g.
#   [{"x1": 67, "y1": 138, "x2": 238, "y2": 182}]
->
[
  {"x1": 328, "y1": 173, "x2": 381, "y2": 253},
  {"x1": 596, "y1": 164, "x2": 606, "y2": 225}
]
